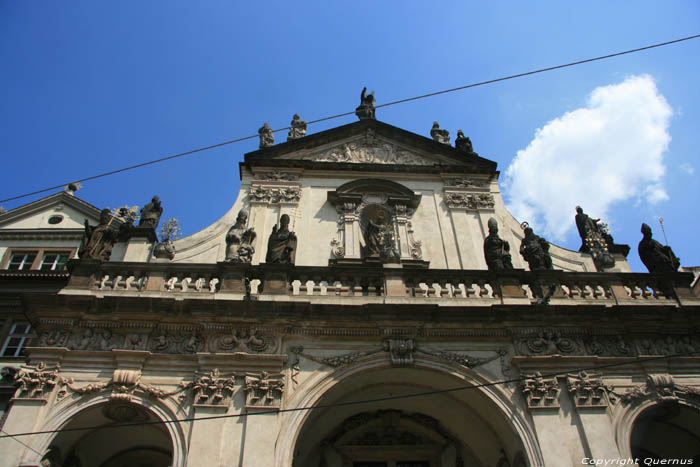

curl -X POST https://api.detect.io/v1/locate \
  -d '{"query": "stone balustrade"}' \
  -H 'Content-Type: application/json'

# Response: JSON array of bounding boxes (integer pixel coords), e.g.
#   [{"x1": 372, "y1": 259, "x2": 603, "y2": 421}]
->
[{"x1": 65, "y1": 259, "x2": 699, "y2": 307}]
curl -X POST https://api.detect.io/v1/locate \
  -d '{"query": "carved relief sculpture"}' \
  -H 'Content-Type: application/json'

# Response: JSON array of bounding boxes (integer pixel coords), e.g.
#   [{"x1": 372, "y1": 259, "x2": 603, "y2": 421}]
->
[
  {"x1": 258, "y1": 122, "x2": 274, "y2": 148},
  {"x1": 638, "y1": 223, "x2": 680, "y2": 273},
  {"x1": 483, "y1": 218, "x2": 513, "y2": 271},
  {"x1": 249, "y1": 185, "x2": 301, "y2": 204},
  {"x1": 310, "y1": 141, "x2": 429, "y2": 165},
  {"x1": 138, "y1": 196, "x2": 163, "y2": 229},
  {"x1": 287, "y1": 113, "x2": 307, "y2": 141},
  {"x1": 355, "y1": 87, "x2": 376, "y2": 120},
  {"x1": 266, "y1": 214, "x2": 297, "y2": 264},
  {"x1": 430, "y1": 122, "x2": 450, "y2": 145},
  {"x1": 225, "y1": 209, "x2": 257, "y2": 263},
  {"x1": 78, "y1": 208, "x2": 118, "y2": 261}
]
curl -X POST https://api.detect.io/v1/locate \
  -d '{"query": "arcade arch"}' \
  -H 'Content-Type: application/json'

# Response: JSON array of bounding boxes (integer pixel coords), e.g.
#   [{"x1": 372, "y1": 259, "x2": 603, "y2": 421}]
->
[
  {"x1": 23, "y1": 395, "x2": 186, "y2": 467},
  {"x1": 276, "y1": 357, "x2": 539, "y2": 467}
]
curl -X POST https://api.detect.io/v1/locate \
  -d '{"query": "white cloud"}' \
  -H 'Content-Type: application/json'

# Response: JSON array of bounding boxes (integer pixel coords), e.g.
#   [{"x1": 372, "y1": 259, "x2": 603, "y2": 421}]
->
[
  {"x1": 503, "y1": 75, "x2": 672, "y2": 241},
  {"x1": 680, "y1": 163, "x2": 694, "y2": 175}
]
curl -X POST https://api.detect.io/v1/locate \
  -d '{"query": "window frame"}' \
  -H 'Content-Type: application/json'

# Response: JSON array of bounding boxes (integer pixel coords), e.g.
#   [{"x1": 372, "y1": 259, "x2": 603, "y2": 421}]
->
[
  {"x1": 1, "y1": 248, "x2": 75, "y2": 271},
  {"x1": 1, "y1": 322, "x2": 33, "y2": 357}
]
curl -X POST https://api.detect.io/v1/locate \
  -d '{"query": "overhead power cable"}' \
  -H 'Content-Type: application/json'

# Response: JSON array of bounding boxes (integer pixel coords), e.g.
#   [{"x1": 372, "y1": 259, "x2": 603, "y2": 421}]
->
[
  {"x1": 1, "y1": 33, "x2": 699, "y2": 205},
  {"x1": 0, "y1": 350, "x2": 697, "y2": 441}
]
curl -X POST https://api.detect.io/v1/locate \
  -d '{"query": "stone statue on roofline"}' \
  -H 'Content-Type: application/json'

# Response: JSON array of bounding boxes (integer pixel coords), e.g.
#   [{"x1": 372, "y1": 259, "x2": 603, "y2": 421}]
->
[
  {"x1": 355, "y1": 87, "x2": 376, "y2": 120},
  {"x1": 430, "y1": 122, "x2": 450, "y2": 145},
  {"x1": 638, "y1": 223, "x2": 680, "y2": 273},
  {"x1": 139, "y1": 196, "x2": 163, "y2": 230},
  {"x1": 258, "y1": 123, "x2": 274, "y2": 148},
  {"x1": 79, "y1": 209, "x2": 118, "y2": 261},
  {"x1": 484, "y1": 217, "x2": 513, "y2": 271},
  {"x1": 519, "y1": 224, "x2": 553, "y2": 270},
  {"x1": 455, "y1": 130, "x2": 478, "y2": 156},
  {"x1": 265, "y1": 214, "x2": 297, "y2": 264},
  {"x1": 287, "y1": 114, "x2": 307, "y2": 141},
  {"x1": 225, "y1": 209, "x2": 257, "y2": 263},
  {"x1": 574, "y1": 206, "x2": 615, "y2": 270}
]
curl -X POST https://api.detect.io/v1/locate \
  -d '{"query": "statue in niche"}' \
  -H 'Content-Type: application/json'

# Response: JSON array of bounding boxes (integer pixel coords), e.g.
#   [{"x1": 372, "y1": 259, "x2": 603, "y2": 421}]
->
[
  {"x1": 638, "y1": 223, "x2": 680, "y2": 273},
  {"x1": 355, "y1": 87, "x2": 376, "y2": 120},
  {"x1": 225, "y1": 210, "x2": 257, "y2": 263},
  {"x1": 258, "y1": 123, "x2": 274, "y2": 148},
  {"x1": 78, "y1": 208, "x2": 118, "y2": 261},
  {"x1": 362, "y1": 206, "x2": 399, "y2": 261},
  {"x1": 575, "y1": 206, "x2": 614, "y2": 270},
  {"x1": 287, "y1": 114, "x2": 307, "y2": 141},
  {"x1": 430, "y1": 122, "x2": 450, "y2": 144},
  {"x1": 519, "y1": 224, "x2": 553, "y2": 270},
  {"x1": 138, "y1": 196, "x2": 163, "y2": 229},
  {"x1": 483, "y1": 217, "x2": 513, "y2": 271},
  {"x1": 455, "y1": 130, "x2": 477, "y2": 155},
  {"x1": 265, "y1": 214, "x2": 297, "y2": 264}
]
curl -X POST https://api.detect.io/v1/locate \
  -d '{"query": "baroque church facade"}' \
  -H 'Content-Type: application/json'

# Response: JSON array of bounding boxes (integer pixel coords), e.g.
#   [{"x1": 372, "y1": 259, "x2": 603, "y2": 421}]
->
[{"x1": 0, "y1": 97, "x2": 699, "y2": 467}]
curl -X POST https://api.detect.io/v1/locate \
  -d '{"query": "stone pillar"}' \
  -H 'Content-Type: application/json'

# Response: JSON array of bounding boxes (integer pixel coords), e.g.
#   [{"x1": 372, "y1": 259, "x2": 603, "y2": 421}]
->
[
  {"x1": 240, "y1": 412, "x2": 278, "y2": 467},
  {"x1": 577, "y1": 408, "x2": 623, "y2": 460},
  {"x1": 185, "y1": 405, "x2": 228, "y2": 467},
  {"x1": 0, "y1": 400, "x2": 45, "y2": 467},
  {"x1": 528, "y1": 410, "x2": 575, "y2": 467}
]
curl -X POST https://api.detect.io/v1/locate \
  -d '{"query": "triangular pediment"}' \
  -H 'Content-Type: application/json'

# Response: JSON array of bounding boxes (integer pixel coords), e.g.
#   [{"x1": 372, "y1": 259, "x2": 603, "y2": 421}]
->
[
  {"x1": 0, "y1": 192, "x2": 102, "y2": 231},
  {"x1": 243, "y1": 119, "x2": 497, "y2": 173}
]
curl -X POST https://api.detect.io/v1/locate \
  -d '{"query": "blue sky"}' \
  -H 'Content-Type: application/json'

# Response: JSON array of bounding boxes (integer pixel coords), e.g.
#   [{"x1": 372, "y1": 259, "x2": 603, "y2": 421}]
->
[{"x1": 1, "y1": 1, "x2": 698, "y2": 271}]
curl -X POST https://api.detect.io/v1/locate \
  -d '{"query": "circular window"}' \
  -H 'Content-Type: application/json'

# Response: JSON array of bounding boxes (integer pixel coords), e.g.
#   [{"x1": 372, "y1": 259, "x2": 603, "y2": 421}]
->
[{"x1": 48, "y1": 215, "x2": 64, "y2": 225}]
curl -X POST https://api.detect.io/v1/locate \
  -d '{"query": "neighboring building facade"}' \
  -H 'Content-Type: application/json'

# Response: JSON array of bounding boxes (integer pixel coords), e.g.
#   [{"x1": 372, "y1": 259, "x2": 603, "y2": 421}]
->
[
  {"x1": 0, "y1": 190, "x2": 103, "y2": 426},
  {"x1": 0, "y1": 116, "x2": 698, "y2": 467}
]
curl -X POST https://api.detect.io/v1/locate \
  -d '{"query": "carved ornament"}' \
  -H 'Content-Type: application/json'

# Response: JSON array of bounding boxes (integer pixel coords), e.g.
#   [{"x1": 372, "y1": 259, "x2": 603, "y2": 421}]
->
[
  {"x1": 565, "y1": 371, "x2": 613, "y2": 408},
  {"x1": 59, "y1": 369, "x2": 179, "y2": 402},
  {"x1": 13, "y1": 362, "x2": 60, "y2": 400},
  {"x1": 444, "y1": 177, "x2": 488, "y2": 189},
  {"x1": 444, "y1": 192, "x2": 495, "y2": 210},
  {"x1": 180, "y1": 368, "x2": 237, "y2": 406},
  {"x1": 249, "y1": 185, "x2": 301, "y2": 205},
  {"x1": 254, "y1": 171, "x2": 300, "y2": 181},
  {"x1": 517, "y1": 330, "x2": 580, "y2": 356},
  {"x1": 244, "y1": 371, "x2": 284, "y2": 409},
  {"x1": 521, "y1": 372, "x2": 560, "y2": 409},
  {"x1": 613, "y1": 374, "x2": 700, "y2": 407}
]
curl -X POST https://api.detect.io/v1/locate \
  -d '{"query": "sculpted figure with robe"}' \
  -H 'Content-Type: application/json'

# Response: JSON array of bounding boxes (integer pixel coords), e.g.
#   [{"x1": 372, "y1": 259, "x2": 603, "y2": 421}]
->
[
  {"x1": 520, "y1": 226, "x2": 553, "y2": 270},
  {"x1": 225, "y1": 210, "x2": 256, "y2": 263},
  {"x1": 483, "y1": 217, "x2": 513, "y2": 271},
  {"x1": 78, "y1": 209, "x2": 118, "y2": 261},
  {"x1": 139, "y1": 196, "x2": 163, "y2": 229},
  {"x1": 638, "y1": 223, "x2": 680, "y2": 273},
  {"x1": 265, "y1": 214, "x2": 297, "y2": 264}
]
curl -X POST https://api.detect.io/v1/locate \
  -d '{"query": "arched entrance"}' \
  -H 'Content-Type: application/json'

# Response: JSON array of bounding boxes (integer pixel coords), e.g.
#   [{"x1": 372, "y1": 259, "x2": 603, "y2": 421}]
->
[
  {"x1": 33, "y1": 398, "x2": 181, "y2": 467},
  {"x1": 630, "y1": 402, "x2": 700, "y2": 463},
  {"x1": 278, "y1": 358, "x2": 539, "y2": 467}
]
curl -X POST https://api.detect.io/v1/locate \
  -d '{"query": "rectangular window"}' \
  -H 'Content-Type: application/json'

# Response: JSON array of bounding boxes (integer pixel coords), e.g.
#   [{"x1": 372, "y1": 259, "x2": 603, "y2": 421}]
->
[
  {"x1": 40, "y1": 252, "x2": 70, "y2": 271},
  {"x1": 1, "y1": 323, "x2": 33, "y2": 357},
  {"x1": 7, "y1": 252, "x2": 37, "y2": 270}
]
